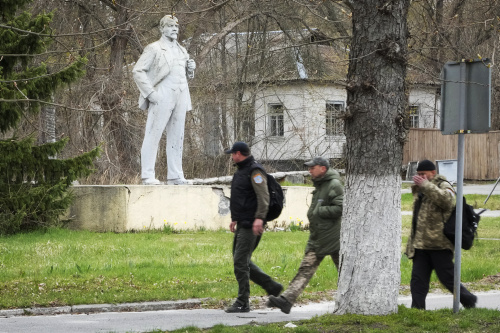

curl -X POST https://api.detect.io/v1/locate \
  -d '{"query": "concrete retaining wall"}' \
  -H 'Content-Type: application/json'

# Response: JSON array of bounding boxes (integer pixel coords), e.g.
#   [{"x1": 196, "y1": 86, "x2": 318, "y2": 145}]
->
[{"x1": 65, "y1": 185, "x2": 313, "y2": 232}]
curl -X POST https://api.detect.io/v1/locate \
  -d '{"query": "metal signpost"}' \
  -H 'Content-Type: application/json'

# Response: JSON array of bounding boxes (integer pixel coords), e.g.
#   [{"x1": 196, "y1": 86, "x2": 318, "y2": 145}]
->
[{"x1": 440, "y1": 58, "x2": 491, "y2": 313}]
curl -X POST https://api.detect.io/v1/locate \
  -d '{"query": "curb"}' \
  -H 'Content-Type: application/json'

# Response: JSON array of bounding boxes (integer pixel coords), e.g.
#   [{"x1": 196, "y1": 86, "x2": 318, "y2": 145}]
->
[{"x1": 0, "y1": 299, "x2": 203, "y2": 318}]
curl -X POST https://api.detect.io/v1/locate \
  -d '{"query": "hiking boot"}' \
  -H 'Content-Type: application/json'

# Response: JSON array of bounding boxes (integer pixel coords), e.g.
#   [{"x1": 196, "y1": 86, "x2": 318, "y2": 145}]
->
[
  {"x1": 266, "y1": 295, "x2": 292, "y2": 314},
  {"x1": 224, "y1": 302, "x2": 250, "y2": 313},
  {"x1": 267, "y1": 282, "x2": 283, "y2": 297}
]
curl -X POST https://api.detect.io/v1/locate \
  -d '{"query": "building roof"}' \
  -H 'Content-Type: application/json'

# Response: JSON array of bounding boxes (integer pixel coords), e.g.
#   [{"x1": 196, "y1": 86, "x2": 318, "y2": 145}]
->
[{"x1": 191, "y1": 28, "x2": 437, "y2": 88}]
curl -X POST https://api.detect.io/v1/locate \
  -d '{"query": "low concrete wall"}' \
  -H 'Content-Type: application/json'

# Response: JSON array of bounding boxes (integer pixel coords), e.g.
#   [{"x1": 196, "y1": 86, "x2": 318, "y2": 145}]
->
[{"x1": 66, "y1": 185, "x2": 313, "y2": 232}]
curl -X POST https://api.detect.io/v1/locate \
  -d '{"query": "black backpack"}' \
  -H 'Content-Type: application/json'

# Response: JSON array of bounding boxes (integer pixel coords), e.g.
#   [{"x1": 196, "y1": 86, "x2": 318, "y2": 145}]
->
[
  {"x1": 443, "y1": 196, "x2": 481, "y2": 250},
  {"x1": 266, "y1": 174, "x2": 284, "y2": 221}
]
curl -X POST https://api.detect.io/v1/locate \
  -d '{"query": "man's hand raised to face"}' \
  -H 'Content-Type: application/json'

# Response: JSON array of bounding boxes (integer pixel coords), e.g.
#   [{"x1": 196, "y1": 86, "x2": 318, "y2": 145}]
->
[{"x1": 413, "y1": 174, "x2": 428, "y2": 187}]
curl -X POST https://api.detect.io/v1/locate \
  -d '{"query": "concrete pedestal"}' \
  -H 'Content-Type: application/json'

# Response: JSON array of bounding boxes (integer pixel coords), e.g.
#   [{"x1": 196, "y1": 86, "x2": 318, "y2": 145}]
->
[{"x1": 65, "y1": 185, "x2": 312, "y2": 232}]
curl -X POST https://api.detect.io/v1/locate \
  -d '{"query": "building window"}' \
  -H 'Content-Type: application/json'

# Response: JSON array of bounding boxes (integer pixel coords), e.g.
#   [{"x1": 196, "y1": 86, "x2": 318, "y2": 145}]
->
[
  {"x1": 407, "y1": 105, "x2": 419, "y2": 128},
  {"x1": 326, "y1": 101, "x2": 344, "y2": 136},
  {"x1": 240, "y1": 103, "x2": 255, "y2": 142},
  {"x1": 268, "y1": 104, "x2": 284, "y2": 137}
]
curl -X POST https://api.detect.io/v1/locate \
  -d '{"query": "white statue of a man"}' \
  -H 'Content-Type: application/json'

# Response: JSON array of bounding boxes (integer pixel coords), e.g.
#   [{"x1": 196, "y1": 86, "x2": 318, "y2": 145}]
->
[{"x1": 133, "y1": 15, "x2": 196, "y2": 185}]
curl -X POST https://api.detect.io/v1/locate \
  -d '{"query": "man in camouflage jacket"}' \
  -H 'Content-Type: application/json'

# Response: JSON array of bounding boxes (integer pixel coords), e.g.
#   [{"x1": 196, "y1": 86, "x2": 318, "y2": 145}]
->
[{"x1": 406, "y1": 159, "x2": 477, "y2": 309}]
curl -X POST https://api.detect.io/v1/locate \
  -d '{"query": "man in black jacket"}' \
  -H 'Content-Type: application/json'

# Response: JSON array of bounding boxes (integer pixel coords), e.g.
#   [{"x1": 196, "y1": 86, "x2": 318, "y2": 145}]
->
[{"x1": 224, "y1": 141, "x2": 282, "y2": 313}]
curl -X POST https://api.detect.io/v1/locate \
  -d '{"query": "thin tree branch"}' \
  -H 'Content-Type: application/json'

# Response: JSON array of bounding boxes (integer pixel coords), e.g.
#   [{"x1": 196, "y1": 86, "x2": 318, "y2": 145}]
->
[
  {"x1": 99, "y1": 0, "x2": 118, "y2": 12},
  {"x1": 195, "y1": 12, "x2": 260, "y2": 64},
  {"x1": 0, "y1": 20, "x2": 136, "y2": 38},
  {"x1": 0, "y1": 99, "x2": 118, "y2": 112}
]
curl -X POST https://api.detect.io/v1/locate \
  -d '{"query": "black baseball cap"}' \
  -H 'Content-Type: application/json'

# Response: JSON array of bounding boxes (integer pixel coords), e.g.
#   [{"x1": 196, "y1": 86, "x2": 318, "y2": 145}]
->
[{"x1": 224, "y1": 141, "x2": 250, "y2": 154}]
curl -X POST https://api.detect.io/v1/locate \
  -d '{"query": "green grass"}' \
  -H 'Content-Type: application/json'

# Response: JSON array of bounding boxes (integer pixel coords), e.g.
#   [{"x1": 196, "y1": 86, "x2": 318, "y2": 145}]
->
[
  {"x1": 401, "y1": 194, "x2": 500, "y2": 211},
  {"x1": 401, "y1": 182, "x2": 412, "y2": 189},
  {"x1": 0, "y1": 228, "x2": 338, "y2": 308},
  {"x1": 157, "y1": 306, "x2": 500, "y2": 333},
  {"x1": 1, "y1": 216, "x2": 499, "y2": 310}
]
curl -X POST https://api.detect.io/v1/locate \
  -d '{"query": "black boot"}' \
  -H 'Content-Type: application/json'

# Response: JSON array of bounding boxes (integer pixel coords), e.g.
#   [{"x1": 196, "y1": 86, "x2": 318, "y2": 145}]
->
[
  {"x1": 266, "y1": 295, "x2": 292, "y2": 314},
  {"x1": 225, "y1": 301, "x2": 250, "y2": 313}
]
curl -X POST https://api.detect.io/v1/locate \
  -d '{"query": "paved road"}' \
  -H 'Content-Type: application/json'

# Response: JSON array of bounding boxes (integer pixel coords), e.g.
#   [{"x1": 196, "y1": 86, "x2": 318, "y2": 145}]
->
[
  {"x1": 402, "y1": 183, "x2": 500, "y2": 196},
  {"x1": 459, "y1": 184, "x2": 500, "y2": 195},
  {"x1": 1, "y1": 292, "x2": 499, "y2": 333},
  {"x1": 402, "y1": 183, "x2": 500, "y2": 216}
]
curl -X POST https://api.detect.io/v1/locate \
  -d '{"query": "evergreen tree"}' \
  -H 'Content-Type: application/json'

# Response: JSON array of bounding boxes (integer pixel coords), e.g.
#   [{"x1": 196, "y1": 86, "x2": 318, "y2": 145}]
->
[{"x1": 0, "y1": 0, "x2": 99, "y2": 234}]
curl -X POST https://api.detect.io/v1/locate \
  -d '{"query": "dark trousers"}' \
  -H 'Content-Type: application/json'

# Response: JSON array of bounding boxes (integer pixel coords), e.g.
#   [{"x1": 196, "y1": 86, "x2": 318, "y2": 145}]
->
[
  {"x1": 232, "y1": 226, "x2": 278, "y2": 305},
  {"x1": 411, "y1": 249, "x2": 476, "y2": 309}
]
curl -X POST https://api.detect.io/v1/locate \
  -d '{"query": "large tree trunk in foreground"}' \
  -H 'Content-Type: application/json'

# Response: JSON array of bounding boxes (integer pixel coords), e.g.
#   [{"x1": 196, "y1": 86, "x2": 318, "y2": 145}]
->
[{"x1": 336, "y1": 0, "x2": 410, "y2": 315}]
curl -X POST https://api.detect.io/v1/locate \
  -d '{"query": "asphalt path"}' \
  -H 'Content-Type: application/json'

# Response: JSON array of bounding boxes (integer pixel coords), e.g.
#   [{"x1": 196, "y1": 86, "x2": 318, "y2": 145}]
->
[{"x1": 1, "y1": 292, "x2": 500, "y2": 333}]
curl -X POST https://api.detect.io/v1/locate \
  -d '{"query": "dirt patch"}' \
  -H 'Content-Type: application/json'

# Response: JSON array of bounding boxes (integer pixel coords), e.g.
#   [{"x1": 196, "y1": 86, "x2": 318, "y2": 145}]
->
[{"x1": 480, "y1": 273, "x2": 500, "y2": 283}]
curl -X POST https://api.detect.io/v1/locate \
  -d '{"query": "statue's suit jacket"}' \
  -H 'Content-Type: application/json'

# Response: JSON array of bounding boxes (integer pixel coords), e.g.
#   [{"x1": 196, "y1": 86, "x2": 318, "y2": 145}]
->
[{"x1": 132, "y1": 38, "x2": 192, "y2": 111}]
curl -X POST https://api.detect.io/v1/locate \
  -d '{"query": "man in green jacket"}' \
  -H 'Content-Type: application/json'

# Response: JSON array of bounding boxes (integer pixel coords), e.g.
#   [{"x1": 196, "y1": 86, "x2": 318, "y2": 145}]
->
[
  {"x1": 406, "y1": 159, "x2": 477, "y2": 309},
  {"x1": 267, "y1": 156, "x2": 343, "y2": 314}
]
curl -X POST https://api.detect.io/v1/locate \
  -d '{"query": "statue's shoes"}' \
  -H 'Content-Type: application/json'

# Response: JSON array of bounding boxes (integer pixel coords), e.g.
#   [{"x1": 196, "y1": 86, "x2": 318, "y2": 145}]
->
[
  {"x1": 142, "y1": 178, "x2": 162, "y2": 185},
  {"x1": 166, "y1": 178, "x2": 193, "y2": 185}
]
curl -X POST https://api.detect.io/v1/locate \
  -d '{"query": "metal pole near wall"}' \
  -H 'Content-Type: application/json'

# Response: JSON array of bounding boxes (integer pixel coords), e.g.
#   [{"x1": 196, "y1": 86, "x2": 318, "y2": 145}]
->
[
  {"x1": 454, "y1": 133, "x2": 465, "y2": 313},
  {"x1": 441, "y1": 58, "x2": 491, "y2": 313},
  {"x1": 452, "y1": 61, "x2": 467, "y2": 313}
]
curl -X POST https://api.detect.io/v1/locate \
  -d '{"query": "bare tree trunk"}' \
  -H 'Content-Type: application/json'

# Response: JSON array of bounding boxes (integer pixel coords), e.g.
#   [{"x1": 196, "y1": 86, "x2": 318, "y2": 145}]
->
[
  {"x1": 430, "y1": 0, "x2": 444, "y2": 72},
  {"x1": 336, "y1": 0, "x2": 410, "y2": 315},
  {"x1": 40, "y1": 99, "x2": 56, "y2": 159},
  {"x1": 44, "y1": 105, "x2": 56, "y2": 144},
  {"x1": 41, "y1": 95, "x2": 56, "y2": 144},
  {"x1": 100, "y1": 0, "x2": 135, "y2": 181}
]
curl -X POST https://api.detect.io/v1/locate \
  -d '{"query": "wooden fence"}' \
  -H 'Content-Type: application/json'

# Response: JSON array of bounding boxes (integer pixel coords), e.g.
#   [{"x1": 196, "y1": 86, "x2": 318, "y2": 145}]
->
[{"x1": 403, "y1": 129, "x2": 500, "y2": 180}]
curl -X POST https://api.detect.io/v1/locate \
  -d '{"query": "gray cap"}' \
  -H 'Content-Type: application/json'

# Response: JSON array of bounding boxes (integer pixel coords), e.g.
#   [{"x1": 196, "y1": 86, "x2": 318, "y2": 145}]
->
[{"x1": 304, "y1": 156, "x2": 330, "y2": 168}]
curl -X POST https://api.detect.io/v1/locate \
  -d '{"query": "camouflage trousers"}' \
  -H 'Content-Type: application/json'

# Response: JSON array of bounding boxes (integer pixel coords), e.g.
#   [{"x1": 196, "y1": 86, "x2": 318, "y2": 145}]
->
[{"x1": 281, "y1": 250, "x2": 339, "y2": 305}]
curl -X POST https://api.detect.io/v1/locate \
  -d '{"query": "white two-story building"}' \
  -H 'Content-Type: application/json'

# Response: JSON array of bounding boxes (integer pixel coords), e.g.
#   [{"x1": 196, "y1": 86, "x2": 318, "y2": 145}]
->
[{"x1": 191, "y1": 29, "x2": 440, "y2": 165}]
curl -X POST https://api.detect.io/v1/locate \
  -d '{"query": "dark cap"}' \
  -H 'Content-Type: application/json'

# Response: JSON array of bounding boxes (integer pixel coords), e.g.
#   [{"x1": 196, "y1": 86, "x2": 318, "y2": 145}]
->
[
  {"x1": 304, "y1": 156, "x2": 330, "y2": 168},
  {"x1": 416, "y1": 159, "x2": 436, "y2": 171},
  {"x1": 224, "y1": 141, "x2": 250, "y2": 154}
]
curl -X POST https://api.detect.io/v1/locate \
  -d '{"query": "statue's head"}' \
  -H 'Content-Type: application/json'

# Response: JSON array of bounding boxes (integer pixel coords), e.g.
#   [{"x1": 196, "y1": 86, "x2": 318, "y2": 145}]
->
[
  {"x1": 159, "y1": 15, "x2": 179, "y2": 40},
  {"x1": 160, "y1": 15, "x2": 178, "y2": 30}
]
